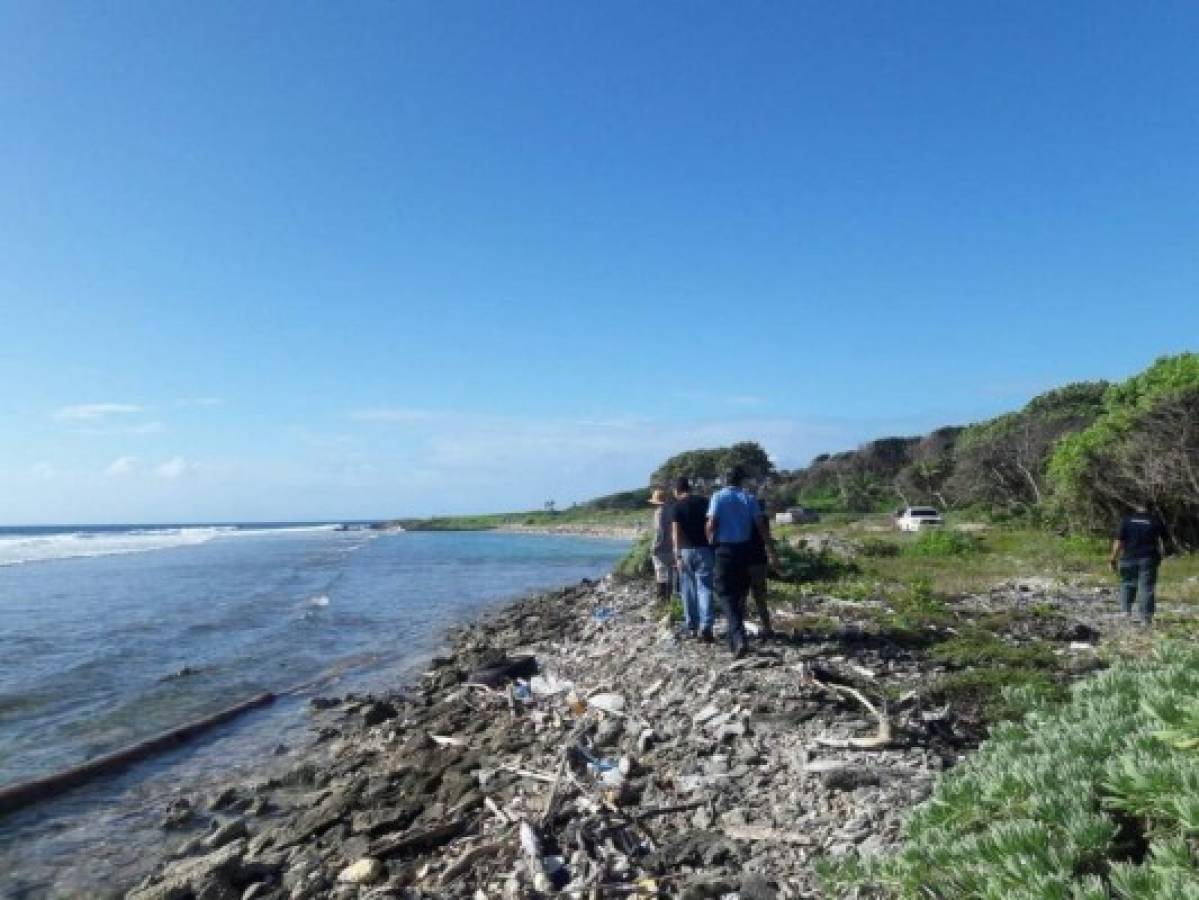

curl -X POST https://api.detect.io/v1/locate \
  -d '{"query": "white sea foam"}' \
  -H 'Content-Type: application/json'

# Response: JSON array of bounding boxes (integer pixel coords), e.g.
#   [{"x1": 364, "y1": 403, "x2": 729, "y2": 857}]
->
[
  {"x1": 0, "y1": 525, "x2": 342, "y2": 568},
  {"x1": 306, "y1": 594, "x2": 331, "y2": 607}
]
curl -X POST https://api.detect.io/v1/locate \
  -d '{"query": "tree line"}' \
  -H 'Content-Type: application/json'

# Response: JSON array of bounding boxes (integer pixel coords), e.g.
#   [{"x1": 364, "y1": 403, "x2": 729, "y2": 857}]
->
[{"x1": 640, "y1": 353, "x2": 1199, "y2": 549}]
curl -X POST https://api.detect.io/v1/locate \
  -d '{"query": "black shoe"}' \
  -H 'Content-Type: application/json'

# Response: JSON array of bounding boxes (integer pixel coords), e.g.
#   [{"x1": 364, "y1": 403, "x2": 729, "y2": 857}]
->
[
  {"x1": 700, "y1": 628, "x2": 715, "y2": 644},
  {"x1": 731, "y1": 637, "x2": 747, "y2": 659}
]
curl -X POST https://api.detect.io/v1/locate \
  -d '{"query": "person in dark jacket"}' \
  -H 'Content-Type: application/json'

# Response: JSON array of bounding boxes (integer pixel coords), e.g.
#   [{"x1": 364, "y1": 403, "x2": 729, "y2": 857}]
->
[
  {"x1": 745, "y1": 482, "x2": 774, "y2": 638},
  {"x1": 1109, "y1": 503, "x2": 1168, "y2": 626}
]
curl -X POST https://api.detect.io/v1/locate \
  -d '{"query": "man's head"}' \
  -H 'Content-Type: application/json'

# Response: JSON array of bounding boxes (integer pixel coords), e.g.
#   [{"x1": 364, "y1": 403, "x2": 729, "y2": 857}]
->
[
  {"x1": 725, "y1": 465, "x2": 747, "y2": 488},
  {"x1": 674, "y1": 476, "x2": 690, "y2": 498}
]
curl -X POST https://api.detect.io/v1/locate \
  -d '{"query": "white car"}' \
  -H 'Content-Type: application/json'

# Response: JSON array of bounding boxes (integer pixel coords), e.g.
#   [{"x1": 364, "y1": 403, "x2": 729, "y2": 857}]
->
[{"x1": 896, "y1": 506, "x2": 944, "y2": 532}]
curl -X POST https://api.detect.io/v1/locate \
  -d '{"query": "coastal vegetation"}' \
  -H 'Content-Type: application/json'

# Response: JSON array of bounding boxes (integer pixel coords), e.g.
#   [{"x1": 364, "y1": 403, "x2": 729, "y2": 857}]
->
[
  {"x1": 767, "y1": 353, "x2": 1199, "y2": 550},
  {"x1": 820, "y1": 643, "x2": 1199, "y2": 899}
]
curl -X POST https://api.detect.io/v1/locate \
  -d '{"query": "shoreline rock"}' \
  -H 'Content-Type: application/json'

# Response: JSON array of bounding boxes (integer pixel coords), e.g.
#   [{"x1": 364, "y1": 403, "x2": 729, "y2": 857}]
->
[{"x1": 127, "y1": 572, "x2": 1129, "y2": 899}]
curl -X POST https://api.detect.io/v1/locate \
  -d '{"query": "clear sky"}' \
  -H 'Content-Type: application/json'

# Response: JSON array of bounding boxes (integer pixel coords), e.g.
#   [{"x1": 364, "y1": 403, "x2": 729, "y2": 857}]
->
[{"x1": 2, "y1": 1, "x2": 1196, "y2": 523}]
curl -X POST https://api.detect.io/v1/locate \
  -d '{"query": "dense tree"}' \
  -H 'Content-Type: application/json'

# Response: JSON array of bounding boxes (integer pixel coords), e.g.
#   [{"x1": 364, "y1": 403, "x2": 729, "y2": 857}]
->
[
  {"x1": 1049, "y1": 354, "x2": 1199, "y2": 548},
  {"x1": 650, "y1": 441, "x2": 773, "y2": 486},
  {"x1": 945, "y1": 382, "x2": 1107, "y2": 514}
]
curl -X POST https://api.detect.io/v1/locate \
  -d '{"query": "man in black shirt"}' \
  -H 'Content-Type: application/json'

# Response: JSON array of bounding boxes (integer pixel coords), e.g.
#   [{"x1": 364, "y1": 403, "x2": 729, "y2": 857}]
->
[
  {"x1": 1109, "y1": 504, "x2": 1167, "y2": 625},
  {"x1": 745, "y1": 487, "x2": 774, "y2": 638},
  {"x1": 671, "y1": 477, "x2": 715, "y2": 640}
]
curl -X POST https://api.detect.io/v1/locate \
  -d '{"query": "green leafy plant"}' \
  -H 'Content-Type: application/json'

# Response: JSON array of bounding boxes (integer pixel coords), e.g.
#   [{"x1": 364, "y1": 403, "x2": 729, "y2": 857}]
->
[
  {"x1": 823, "y1": 642, "x2": 1199, "y2": 898},
  {"x1": 905, "y1": 529, "x2": 982, "y2": 557}
]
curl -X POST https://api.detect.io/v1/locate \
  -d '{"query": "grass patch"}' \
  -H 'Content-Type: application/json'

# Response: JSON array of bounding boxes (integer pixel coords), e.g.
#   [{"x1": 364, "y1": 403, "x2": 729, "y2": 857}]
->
[
  {"x1": 904, "y1": 529, "x2": 983, "y2": 557},
  {"x1": 884, "y1": 576, "x2": 953, "y2": 630},
  {"x1": 930, "y1": 627, "x2": 1059, "y2": 670},
  {"x1": 821, "y1": 642, "x2": 1199, "y2": 899},
  {"x1": 613, "y1": 533, "x2": 653, "y2": 579},
  {"x1": 772, "y1": 543, "x2": 858, "y2": 583},
  {"x1": 931, "y1": 666, "x2": 1067, "y2": 723}
]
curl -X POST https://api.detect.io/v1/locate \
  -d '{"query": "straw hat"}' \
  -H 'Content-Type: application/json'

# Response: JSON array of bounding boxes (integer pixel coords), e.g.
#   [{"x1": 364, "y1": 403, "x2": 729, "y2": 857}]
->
[{"x1": 649, "y1": 488, "x2": 669, "y2": 505}]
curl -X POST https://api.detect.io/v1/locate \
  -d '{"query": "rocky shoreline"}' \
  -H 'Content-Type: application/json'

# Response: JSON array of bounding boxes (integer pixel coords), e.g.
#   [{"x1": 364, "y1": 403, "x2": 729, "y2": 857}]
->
[
  {"x1": 496, "y1": 524, "x2": 644, "y2": 541},
  {"x1": 125, "y1": 573, "x2": 1122, "y2": 900}
]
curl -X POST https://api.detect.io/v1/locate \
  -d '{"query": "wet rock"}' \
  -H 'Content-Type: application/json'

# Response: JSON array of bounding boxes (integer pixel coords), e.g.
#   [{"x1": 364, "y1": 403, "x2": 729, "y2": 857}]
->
[
  {"x1": 361, "y1": 701, "x2": 399, "y2": 727},
  {"x1": 821, "y1": 767, "x2": 881, "y2": 792},
  {"x1": 203, "y1": 818, "x2": 249, "y2": 851},
  {"x1": 162, "y1": 797, "x2": 195, "y2": 829}
]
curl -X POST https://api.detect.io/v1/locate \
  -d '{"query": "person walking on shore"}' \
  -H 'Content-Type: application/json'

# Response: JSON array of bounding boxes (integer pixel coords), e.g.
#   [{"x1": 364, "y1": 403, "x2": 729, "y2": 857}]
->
[
  {"x1": 745, "y1": 483, "x2": 775, "y2": 638},
  {"x1": 1109, "y1": 503, "x2": 1168, "y2": 626},
  {"x1": 706, "y1": 466, "x2": 778, "y2": 657},
  {"x1": 671, "y1": 476, "x2": 715, "y2": 640},
  {"x1": 649, "y1": 488, "x2": 677, "y2": 603}
]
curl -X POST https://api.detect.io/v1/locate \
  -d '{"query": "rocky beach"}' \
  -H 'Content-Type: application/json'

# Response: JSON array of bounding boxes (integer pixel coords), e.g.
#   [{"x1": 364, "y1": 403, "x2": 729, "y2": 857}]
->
[{"x1": 123, "y1": 564, "x2": 1143, "y2": 900}]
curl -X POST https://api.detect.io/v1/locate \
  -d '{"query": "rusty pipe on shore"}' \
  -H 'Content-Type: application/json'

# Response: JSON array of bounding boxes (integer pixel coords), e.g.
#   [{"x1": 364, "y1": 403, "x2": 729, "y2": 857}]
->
[{"x1": 0, "y1": 691, "x2": 276, "y2": 818}]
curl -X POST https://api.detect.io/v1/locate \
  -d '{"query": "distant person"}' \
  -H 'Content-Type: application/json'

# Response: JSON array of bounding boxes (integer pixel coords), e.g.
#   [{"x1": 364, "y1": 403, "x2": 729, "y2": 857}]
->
[
  {"x1": 671, "y1": 476, "x2": 715, "y2": 640},
  {"x1": 649, "y1": 488, "x2": 676, "y2": 602},
  {"x1": 1109, "y1": 503, "x2": 1168, "y2": 626},
  {"x1": 744, "y1": 482, "x2": 775, "y2": 638},
  {"x1": 706, "y1": 466, "x2": 779, "y2": 657}
]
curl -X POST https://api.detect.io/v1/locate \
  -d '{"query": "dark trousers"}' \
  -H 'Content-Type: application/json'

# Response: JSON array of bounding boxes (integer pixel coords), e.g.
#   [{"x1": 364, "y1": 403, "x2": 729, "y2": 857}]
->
[
  {"x1": 714, "y1": 542, "x2": 750, "y2": 650},
  {"x1": 748, "y1": 562, "x2": 772, "y2": 632},
  {"x1": 1119, "y1": 557, "x2": 1159, "y2": 623}
]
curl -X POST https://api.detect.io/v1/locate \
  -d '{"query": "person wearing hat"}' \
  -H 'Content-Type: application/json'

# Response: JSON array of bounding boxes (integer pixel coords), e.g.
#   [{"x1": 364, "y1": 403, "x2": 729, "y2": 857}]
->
[{"x1": 649, "y1": 488, "x2": 677, "y2": 602}]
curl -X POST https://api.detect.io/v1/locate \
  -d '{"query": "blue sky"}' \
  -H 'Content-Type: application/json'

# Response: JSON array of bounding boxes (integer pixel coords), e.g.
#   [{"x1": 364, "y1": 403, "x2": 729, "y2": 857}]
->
[{"x1": 1, "y1": 1, "x2": 1196, "y2": 523}]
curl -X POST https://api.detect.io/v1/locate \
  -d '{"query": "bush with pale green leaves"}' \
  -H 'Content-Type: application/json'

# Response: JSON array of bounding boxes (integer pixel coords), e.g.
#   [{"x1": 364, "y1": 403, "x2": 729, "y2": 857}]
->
[{"x1": 820, "y1": 643, "x2": 1199, "y2": 899}]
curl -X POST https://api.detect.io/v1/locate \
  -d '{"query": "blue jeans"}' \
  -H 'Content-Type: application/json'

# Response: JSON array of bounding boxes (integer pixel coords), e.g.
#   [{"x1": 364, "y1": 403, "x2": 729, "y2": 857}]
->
[
  {"x1": 1119, "y1": 557, "x2": 1159, "y2": 623},
  {"x1": 679, "y1": 547, "x2": 715, "y2": 631}
]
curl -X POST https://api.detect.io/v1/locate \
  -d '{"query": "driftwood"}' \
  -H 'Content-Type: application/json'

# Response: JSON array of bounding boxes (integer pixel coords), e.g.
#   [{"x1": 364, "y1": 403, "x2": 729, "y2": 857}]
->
[
  {"x1": 721, "y1": 824, "x2": 814, "y2": 845},
  {"x1": 0, "y1": 691, "x2": 276, "y2": 817},
  {"x1": 437, "y1": 836, "x2": 509, "y2": 886},
  {"x1": 371, "y1": 817, "x2": 472, "y2": 858},
  {"x1": 810, "y1": 676, "x2": 893, "y2": 750}
]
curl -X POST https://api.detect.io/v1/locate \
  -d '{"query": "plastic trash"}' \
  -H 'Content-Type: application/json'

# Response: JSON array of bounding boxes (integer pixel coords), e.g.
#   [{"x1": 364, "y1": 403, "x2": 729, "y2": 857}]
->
[
  {"x1": 591, "y1": 607, "x2": 616, "y2": 623},
  {"x1": 529, "y1": 673, "x2": 574, "y2": 697},
  {"x1": 586, "y1": 692, "x2": 627, "y2": 716}
]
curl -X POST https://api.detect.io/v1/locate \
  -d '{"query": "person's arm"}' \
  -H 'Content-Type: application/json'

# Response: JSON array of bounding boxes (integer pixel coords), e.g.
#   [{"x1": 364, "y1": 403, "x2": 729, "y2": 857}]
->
[
  {"x1": 672, "y1": 521, "x2": 685, "y2": 565},
  {"x1": 651, "y1": 509, "x2": 664, "y2": 553},
  {"x1": 705, "y1": 515, "x2": 716, "y2": 544},
  {"x1": 755, "y1": 514, "x2": 779, "y2": 567},
  {"x1": 1109, "y1": 538, "x2": 1122, "y2": 571}
]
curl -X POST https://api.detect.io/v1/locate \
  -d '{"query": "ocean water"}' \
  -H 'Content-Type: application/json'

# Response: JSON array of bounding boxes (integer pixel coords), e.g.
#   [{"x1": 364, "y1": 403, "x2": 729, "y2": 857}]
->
[{"x1": 0, "y1": 524, "x2": 628, "y2": 897}]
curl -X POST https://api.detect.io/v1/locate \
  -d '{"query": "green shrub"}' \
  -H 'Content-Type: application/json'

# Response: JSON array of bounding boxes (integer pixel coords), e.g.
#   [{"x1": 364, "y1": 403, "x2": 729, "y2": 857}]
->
[
  {"x1": 772, "y1": 543, "x2": 857, "y2": 583},
  {"x1": 905, "y1": 529, "x2": 982, "y2": 557},
  {"x1": 860, "y1": 538, "x2": 901, "y2": 558},
  {"x1": 930, "y1": 628, "x2": 1059, "y2": 670},
  {"x1": 613, "y1": 533, "x2": 653, "y2": 580},
  {"x1": 884, "y1": 576, "x2": 953, "y2": 630},
  {"x1": 824, "y1": 642, "x2": 1199, "y2": 898}
]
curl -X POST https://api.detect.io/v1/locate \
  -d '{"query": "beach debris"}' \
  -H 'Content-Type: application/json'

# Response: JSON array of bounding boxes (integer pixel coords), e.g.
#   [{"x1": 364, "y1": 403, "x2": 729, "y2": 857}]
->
[
  {"x1": 337, "y1": 856, "x2": 385, "y2": 884},
  {"x1": 131, "y1": 572, "x2": 1109, "y2": 898},
  {"x1": 586, "y1": 692, "x2": 627, "y2": 716}
]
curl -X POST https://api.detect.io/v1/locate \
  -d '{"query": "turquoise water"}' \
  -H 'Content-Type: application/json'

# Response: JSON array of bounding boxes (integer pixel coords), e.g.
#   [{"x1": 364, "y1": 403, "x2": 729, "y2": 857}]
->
[{"x1": 0, "y1": 525, "x2": 627, "y2": 897}]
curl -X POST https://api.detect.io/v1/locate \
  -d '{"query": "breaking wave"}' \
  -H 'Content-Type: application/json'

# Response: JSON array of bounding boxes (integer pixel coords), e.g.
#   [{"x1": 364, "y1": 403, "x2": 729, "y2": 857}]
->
[{"x1": 0, "y1": 524, "x2": 342, "y2": 568}]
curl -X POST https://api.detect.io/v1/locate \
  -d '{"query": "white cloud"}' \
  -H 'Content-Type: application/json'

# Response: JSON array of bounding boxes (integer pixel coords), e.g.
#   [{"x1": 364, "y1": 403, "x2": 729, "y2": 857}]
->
[
  {"x1": 53, "y1": 403, "x2": 143, "y2": 421},
  {"x1": 105, "y1": 456, "x2": 138, "y2": 477},
  {"x1": 155, "y1": 457, "x2": 192, "y2": 480},
  {"x1": 31, "y1": 461, "x2": 56, "y2": 479}
]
